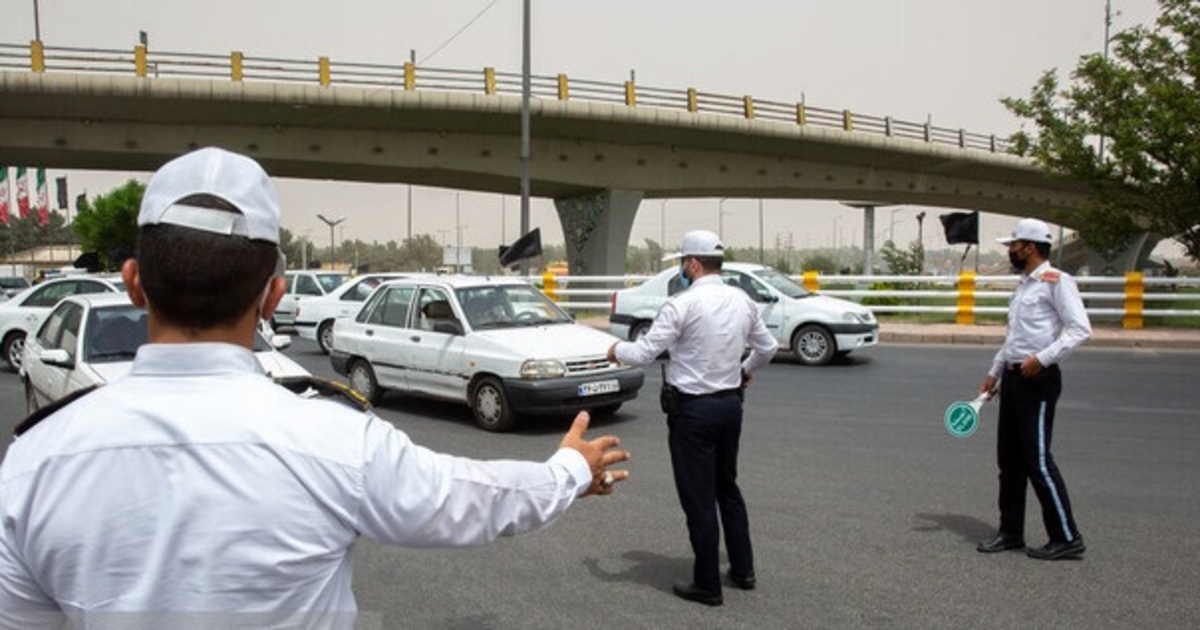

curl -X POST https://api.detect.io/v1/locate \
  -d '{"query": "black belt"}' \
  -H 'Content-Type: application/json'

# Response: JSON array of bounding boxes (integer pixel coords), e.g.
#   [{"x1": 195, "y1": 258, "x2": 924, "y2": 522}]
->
[{"x1": 677, "y1": 388, "x2": 742, "y2": 401}]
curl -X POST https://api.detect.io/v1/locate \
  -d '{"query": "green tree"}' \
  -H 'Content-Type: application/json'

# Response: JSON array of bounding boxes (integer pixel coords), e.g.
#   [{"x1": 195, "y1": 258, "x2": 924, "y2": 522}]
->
[
  {"x1": 801, "y1": 253, "x2": 839, "y2": 274},
  {"x1": 1003, "y1": 0, "x2": 1200, "y2": 262},
  {"x1": 878, "y1": 240, "x2": 924, "y2": 275},
  {"x1": 72, "y1": 180, "x2": 143, "y2": 270}
]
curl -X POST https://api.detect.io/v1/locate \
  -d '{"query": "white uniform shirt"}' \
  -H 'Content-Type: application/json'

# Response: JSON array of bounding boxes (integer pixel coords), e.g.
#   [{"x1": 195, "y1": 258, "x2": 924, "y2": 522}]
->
[
  {"x1": 989, "y1": 261, "x2": 1092, "y2": 379},
  {"x1": 614, "y1": 274, "x2": 778, "y2": 394},
  {"x1": 0, "y1": 343, "x2": 590, "y2": 623}
]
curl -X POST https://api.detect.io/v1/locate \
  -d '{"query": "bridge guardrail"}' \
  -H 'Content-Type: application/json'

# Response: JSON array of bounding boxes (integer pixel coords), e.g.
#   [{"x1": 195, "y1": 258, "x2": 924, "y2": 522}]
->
[
  {"x1": 530, "y1": 272, "x2": 1200, "y2": 330},
  {"x1": 1, "y1": 41, "x2": 1012, "y2": 154}
]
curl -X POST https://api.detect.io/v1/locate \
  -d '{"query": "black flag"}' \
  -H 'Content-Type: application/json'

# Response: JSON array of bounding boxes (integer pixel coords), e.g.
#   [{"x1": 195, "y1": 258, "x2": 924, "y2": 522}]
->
[
  {"x1": 939, "y1": 211, "x2": 979, "y2": 245},
  {"x1": 56, "y1": 177, "x2": 68, "y2": 209},
  {"x1": 498, "y1": 228, "x2": 543, "y2": 268}
]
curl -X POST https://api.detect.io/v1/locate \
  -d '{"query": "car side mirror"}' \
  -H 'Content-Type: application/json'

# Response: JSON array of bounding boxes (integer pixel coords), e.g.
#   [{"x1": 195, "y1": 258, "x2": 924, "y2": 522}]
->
[
  {"x1": 433, "y1": 319, "x2": 464, "y2": 335},
  {"x1": 39, "y1": 348, "x2": 74, "y2": 368}
]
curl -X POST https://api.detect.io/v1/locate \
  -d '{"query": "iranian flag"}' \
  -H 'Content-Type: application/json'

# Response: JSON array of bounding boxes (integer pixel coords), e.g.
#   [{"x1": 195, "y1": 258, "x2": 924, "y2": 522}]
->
[
  {"x1": 36, "y1": 168, "x2": 49, "y2": 225},
  {"x1": 16, "y1": 166, "x2": 30, "y2": 219},
  {"x1": 0, "y1": 168, "x2": 9, "y2": 225}
]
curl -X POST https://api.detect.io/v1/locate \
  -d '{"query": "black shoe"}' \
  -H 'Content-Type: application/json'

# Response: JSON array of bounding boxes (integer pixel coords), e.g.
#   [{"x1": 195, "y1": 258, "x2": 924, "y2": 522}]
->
[
  {"x1": 727, "y1": 570, "x2": 756, "y2": 590},
  {"x1": 673, "y1": 583, "x2": 723, "y2": 606},
  {"x1": 976, "y1": 532, "x2": 1025, "y2": 553},
  {"x1": 1027, "y1": 538, "x2": 1086, "y2": 560}
]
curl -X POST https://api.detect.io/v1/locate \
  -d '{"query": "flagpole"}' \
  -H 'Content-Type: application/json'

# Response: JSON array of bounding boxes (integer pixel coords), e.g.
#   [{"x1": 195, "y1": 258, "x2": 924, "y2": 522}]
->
[{"x1": 518, "y1": 0, "x2": 531, "y2": 277}]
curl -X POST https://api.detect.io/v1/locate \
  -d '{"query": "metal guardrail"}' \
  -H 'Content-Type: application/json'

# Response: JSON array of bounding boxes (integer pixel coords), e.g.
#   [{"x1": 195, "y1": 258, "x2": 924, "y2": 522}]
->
[
  {"x1": 1, "y1": 41, "x2": 1013, "y2": 154},
  {"x1": 531, "y1": 272, "x2": 1200, "y2": 330}
]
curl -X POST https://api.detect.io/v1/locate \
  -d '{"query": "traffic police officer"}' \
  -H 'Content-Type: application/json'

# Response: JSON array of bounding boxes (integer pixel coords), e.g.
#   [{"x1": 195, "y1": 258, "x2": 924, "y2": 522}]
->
[
  {"x1": 607, "y1": 229, "x2": 778, "y2": 606},
  {"x1": 976, "y1": 217, "x2": 1092, "y2": 560},
  {"x1": 0, "y1": 148, "x2": 630, "y2": 626}
]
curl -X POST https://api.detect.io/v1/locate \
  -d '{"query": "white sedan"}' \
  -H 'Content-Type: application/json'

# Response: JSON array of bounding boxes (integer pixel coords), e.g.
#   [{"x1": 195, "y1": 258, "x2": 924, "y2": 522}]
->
[
  {"x1": 0, "y1": 275, "x2": 125, "y2": 373},
  {"x1": 21, "y1": 293, "x2": 309, "y2": 415},
  {"x1": 609, "y1": 262, "x2": 878, "y2": 366},
  {"x1": 330, "y1": 275, "x2": 644, "y2": 432},
  {"x1": 293, "y1": 272, "x2": 411, "y2": 354}
]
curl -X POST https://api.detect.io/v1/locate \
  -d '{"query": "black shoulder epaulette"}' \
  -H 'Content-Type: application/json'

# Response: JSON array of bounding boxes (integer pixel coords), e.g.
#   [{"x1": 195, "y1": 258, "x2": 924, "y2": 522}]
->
[
  {"x1": 14, "y1": 384, "x2": 103, "y2": 437},
  {"x1": 274, "y1": 375, "x2": 371, "y2": 413}
]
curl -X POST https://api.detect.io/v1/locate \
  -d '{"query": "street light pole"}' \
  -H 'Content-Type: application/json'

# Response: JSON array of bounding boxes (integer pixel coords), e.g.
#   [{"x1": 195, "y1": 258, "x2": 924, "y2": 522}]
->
[
  {"x1": 518, "y1": 0, "x2": 532, "y2": 275},
  {"x1": 32, "y1": 0, "x2": 41, "y2": 41},
  {"x1": 718, "y1": 198, "x2": 728, "y2": 242},
  {"x1": 316, "y1": 213, "x2": 345, "y2": 271},
  {"x1": 758, "y1": 199, "x2": 765, "y2": 263}
]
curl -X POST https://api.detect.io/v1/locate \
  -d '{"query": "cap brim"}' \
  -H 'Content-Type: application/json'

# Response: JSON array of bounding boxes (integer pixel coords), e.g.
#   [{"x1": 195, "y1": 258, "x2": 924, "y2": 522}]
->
[
  {"x1": 996, "y1": 236, "x2": 1016, "y2": 245},
  {"x1": 661, "y1": 252, "x2": 684, "y2": 261}
]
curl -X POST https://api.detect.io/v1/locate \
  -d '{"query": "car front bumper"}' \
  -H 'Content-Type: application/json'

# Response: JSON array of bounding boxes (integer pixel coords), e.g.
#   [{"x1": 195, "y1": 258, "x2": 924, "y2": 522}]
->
[
  {"x1": 503, "y1": 367, "x2": 644, "y2": 416},
  {"x1": 829, "y1": 323, "x2": 879, "y2": 351}
]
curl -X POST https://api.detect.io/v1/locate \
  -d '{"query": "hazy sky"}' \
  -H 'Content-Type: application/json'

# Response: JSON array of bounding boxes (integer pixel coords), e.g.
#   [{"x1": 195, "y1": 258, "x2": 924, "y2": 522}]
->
[{"x1": 2, "y1": 0, "x2": 1168, "y2": 259}]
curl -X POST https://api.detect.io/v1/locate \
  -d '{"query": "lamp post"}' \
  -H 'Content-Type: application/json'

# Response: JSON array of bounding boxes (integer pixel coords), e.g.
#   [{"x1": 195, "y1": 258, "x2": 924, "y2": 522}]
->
[
  {"x1": 518, "y1": 0, "x2": 532, "y2": 276},
  {"x1": 718, "y1": 197, "x2": 729, "y2": 242},
  {"x1": 915, "y1": 211, "x2": 927, "y2": 272},
  {"x1": 758, "y1": 199, "x2": 765, "y2": 263},
  {"x1": 32, "y1": 0, "x2": 41, "y2": 41},
  {"x1": 316, "y1": 214, "x2": 345, "y2": 271}
]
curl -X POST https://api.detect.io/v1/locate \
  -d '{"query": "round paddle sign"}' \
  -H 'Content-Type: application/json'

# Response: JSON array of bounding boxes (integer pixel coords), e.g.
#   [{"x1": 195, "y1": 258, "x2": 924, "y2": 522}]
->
[{"x1": 944, "y1": 401, "x2": 979, "y2": 438}]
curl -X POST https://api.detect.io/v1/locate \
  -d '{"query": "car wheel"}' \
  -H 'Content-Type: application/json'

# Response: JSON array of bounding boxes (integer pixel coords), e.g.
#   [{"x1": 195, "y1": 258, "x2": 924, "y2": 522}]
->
[
  {"x1": 471, "y1": 377, "x2": 515, "y2": 432},
  {"x1": 3, "y1": 332, "x2": 26, "y2": 373},
  {"x1": 792, "y1": 324, "x2": 836, "y2": 366},
  {"x1": 630, "y1": 322, "x2": 650, "y2": 341},
  {"x1": 24, "y1": 379, "x2": 38, "y2": 416},
  {"x1": 317, "y1": 321, "x2": 335, "y2": 355},
  {"x1": 347, "y1": 360, "x2": 380, "y2": 404}
]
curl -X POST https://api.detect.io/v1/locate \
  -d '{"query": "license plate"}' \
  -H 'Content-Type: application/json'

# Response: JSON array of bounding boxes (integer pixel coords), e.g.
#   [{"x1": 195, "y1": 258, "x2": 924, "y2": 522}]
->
[{"x1": 578, "y1": 379, "x2": 619, "y2": 397}]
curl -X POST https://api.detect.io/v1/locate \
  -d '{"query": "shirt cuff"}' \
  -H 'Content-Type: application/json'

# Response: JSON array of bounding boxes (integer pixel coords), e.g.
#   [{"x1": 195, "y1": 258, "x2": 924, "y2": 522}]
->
[{"x1": 549, "y1": 447, "x2": 593, "y2": 496}]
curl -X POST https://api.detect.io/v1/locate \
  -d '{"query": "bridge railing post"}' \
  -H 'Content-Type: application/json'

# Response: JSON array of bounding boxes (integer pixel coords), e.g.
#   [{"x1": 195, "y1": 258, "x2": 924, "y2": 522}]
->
[
  {"x1": 956, "y1": 271, "x2": 976, "y2": 325},
  {"x1": 30, "y1": 40, "x2": 45, "y2": 73},
  {"x1": 1123, "y1": 272, "x2": 1144, "y2": 329},
  {"x1": 687, "y1": 88, "x2": 698, "y2": 113},
  {"x1": 484, "y1": 67, "x2": 496, "y2": 94},
  {"x1": 404, "y1": 62, "x2": 415, "y2": 90},
  {"x1": 624, "y1": 80, "x2": 636, "y2": 106},
  {"x1": 134, "y1": 45, "x2": 148, "y2": 78},
  {"x1": 743, "y1": 95, "x2": 755, "y2": 119},
  {"x1": 318, "y1": 56, "x2": 331, "y2": 86},
  {"x1": 796, "y1": 102, "x2": 806, "y2": 125},
  {"x1": 557, "y1": 74, "x2": 569, "y2": 100},
  {"x1": 842, "y1": 109, "x2": 853, "y2": 132},
  {"x1": 230, "y1": 51, "x2": 244, "y2": 82}
]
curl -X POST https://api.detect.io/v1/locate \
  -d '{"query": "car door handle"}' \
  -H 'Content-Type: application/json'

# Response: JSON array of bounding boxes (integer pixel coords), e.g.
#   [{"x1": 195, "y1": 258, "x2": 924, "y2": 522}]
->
[
  {"x1": 366, "y1": 329, "x2": 374, "y2": 337},
  {"x1": 410, "y1": 336, "x2": 421, "y2": 342}
]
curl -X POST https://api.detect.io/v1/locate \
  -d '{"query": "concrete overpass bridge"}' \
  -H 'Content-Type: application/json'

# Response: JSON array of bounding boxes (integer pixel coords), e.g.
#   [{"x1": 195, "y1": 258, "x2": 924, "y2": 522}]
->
[{"x1": 1, "y1": 41, "x2": 1148, "y2": 275}]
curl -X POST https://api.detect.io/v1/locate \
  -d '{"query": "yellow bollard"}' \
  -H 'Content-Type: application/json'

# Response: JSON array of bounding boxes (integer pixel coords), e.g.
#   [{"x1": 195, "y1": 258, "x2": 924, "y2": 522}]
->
[
  {"x1": 404, "y1": 61, "x2": 415, "y2": 90},
  {"x1": 542, "y1": 272, "x2": 558, "y2": 302},
  {"x1": 956, "y1": 272, "x2": 976, "y2": 325},
  {"x1": 686, "y1": 88, "x2": 698, "y2": 113},
  {"x1": 624, "y1": 81, "x2": 636, "y2": 106},
  {"x1": 802, "y1": 271, "x2": 819, "y2": 293},
  {"x1": 743, "y1": 96, "x2": 755, "y2": 119},
  {"x1": 484, "y1": 67, "x2": 496, "y2": 95},
  {"x1": 1123, "y1": 272, "x2": 1144, "y2": 329},
  {"x1": 557, "y1": 74, "x2": 569, "y2": 100}
]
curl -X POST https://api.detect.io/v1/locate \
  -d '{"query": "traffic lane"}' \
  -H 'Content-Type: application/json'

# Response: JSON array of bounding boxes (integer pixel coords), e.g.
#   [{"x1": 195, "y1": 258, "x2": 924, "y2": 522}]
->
[
  {"x1": 336, "y1": 344, "x2": 1200, "y2": 628},
  {"x1": 0, "y1": 344, "x2": 1198, "y2": 627}
]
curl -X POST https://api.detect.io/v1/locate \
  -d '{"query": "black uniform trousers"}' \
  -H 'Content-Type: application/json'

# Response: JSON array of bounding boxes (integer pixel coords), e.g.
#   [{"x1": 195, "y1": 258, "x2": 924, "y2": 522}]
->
[
  {"x1": 997, "y1": 364, "x2": 1081, "y2": 543},
  {"x1": 667, "y1": 391, "x2": 753, "y2": 594}
]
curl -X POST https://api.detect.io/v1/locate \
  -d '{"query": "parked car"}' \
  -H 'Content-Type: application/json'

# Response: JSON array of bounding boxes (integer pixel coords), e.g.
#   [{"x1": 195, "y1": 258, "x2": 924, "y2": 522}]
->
[
  {"x1": 330, "y1": 275, "x2": 644, "y2": 432},
  {"x1": 273, "y1": 270, "x2": 349, "y2": 330},
  {"x1": 1, "y1": 276, "x2": 32, "y2": 299},
  {"x1": 609, "y1": 262, "x2": 878, "y2": 366},
  {"x1": 21, "y1": 293, "x2": 309, "y2": 415},
  {"x1": 0, "y1": 275, "x2": 125, "y2": 372},
  {"x1": 293, "y1": 272, "x2": 411, "y2": 354}
]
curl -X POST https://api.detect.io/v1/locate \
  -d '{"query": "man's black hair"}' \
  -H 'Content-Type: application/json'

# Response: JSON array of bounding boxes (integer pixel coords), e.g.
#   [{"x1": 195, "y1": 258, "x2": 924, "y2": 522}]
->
[{"x1": 136, "y1": 194, "x2": 277, "y2": 329}]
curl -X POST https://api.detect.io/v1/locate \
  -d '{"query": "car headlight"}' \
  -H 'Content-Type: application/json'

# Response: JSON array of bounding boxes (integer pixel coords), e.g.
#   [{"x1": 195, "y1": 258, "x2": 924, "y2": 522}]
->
[
  {"x1": 520, "y1": 359, "x2": 566, "y2": 380},
  {"x1": 843, "y1": 311, "x2": 874, "y2": 325}
]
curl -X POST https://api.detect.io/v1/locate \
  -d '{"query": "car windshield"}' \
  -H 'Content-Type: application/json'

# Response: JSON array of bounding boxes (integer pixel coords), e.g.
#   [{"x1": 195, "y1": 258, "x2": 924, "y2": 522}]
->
[
  {"x1": 456, "y1": 284, "x2": 573, "y2": 329},
  {"x1": 753, "y1": 267, "x2": 810, "y2": 298},
  {"x1": 317, "y1": 274, "x2": 349, "y2": 292},
  {"x1": 85, "y1": 305, "x2": 148, "y2": 362}
]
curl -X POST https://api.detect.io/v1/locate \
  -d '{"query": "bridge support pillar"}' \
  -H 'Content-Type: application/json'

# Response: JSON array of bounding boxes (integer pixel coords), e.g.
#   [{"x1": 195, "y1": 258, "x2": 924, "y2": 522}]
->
[
  {"x1": 554, "y1": 189, "x2": 643, "y2": 276},
  {"x1": 1077, "y1": 232, "x2": 1162, "y2": 275}
]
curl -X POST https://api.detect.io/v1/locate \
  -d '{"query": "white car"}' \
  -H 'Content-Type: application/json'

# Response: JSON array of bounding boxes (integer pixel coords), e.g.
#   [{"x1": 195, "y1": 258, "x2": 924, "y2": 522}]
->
[
  {"x1": 21, "y1": 293, "x2": 309, "y2": 415},
  {"x1": 0, "y1": 275, "x2": 125, "y2": 373},
  {"x1": 273, "y1": 270, "x2": 350, "y2": 330},
  {"x1": 293, "y1": 273, "x2": 411, "y2": 354},
  {"x1": 330, "y1": 275, "x2": 645, "y2": 432},
  {"x1": 609, "y1": 262, "x2": 878, "y2": 366}
]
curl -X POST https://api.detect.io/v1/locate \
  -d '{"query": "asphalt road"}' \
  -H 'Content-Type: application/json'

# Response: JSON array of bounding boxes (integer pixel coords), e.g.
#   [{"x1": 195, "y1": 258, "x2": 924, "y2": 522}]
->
[{"x1": 1, "y1": 341, "x2": 1197, "y2": 629}]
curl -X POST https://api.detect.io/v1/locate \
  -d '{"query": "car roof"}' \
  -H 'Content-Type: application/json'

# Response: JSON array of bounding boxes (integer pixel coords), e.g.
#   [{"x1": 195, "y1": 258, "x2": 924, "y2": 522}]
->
[
  {"x1": 59, "y1": 292, "x2": 136, "y2": 309},
  {"x1": 286, "y1": 270, "x2": 347, "y2": 276},
  {"x1": 1, "y1": 274, "x2": 124, "y2": 303},
  {"x1": 377, "y1": 275, "x2": 532, "y2": 290}
]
